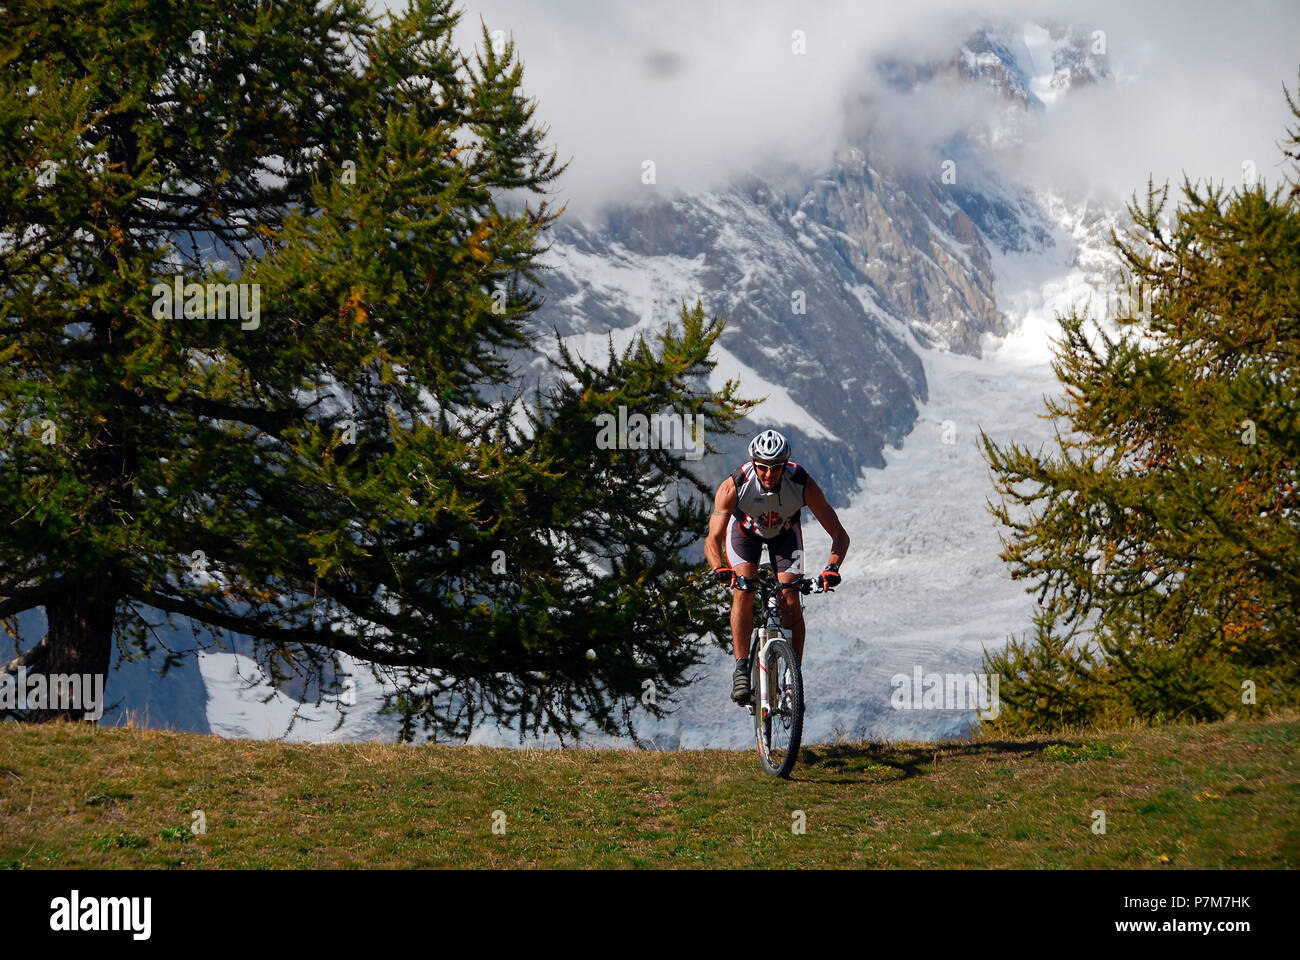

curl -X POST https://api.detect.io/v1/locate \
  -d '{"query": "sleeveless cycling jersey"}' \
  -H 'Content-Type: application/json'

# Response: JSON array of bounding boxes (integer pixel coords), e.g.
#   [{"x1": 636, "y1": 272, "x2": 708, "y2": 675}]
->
[{"x1": 730, "y1": 460, "x2": 810, "y2": 539}]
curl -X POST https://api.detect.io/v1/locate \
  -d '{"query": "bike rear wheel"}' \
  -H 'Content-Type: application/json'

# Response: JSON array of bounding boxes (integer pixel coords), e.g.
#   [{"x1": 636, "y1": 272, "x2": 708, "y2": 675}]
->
[{"x1": 752, "y1": 638, "x2": 803, "y2": 778}]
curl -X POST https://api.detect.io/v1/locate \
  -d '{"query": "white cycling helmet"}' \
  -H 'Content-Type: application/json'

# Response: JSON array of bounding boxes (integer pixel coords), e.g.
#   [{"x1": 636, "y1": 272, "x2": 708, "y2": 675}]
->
[{"x1": 748, "y1": 429, "x2": 790, "y2": 463}]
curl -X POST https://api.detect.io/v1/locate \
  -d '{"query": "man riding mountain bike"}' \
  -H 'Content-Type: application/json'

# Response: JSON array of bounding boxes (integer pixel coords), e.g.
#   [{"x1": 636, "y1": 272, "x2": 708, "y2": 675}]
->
[{"x1": 704, "y1": 429, "x2": 850, "y2": 705}]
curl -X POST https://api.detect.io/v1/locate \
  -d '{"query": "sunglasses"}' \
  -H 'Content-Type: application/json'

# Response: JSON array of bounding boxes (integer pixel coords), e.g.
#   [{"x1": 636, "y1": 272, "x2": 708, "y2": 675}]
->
[{"x1": 752, "y1": 460, "x2": 787, "y2": 474}]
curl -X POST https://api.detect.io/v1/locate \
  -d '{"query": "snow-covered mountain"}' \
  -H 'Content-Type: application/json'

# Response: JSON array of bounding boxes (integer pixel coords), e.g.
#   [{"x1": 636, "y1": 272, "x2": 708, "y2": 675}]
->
[{"x1": 75, "y1": 21, "x2": 1127, "y2": 745}]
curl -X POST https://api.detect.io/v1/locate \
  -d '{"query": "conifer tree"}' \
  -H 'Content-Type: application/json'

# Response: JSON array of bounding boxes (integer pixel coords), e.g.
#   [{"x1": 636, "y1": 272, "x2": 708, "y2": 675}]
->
[
  {"x1": 0, "y1": 0, "x2": 751, "y2": 735},
  {"x1": 980, "y1": 76, "x2": 1300, "y2": 733}
]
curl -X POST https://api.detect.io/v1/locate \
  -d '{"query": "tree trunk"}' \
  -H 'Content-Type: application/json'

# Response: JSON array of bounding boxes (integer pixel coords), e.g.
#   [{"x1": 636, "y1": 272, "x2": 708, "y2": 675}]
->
[{"x1": 25, "y1": 579, "x2": 119, "y2": 723}]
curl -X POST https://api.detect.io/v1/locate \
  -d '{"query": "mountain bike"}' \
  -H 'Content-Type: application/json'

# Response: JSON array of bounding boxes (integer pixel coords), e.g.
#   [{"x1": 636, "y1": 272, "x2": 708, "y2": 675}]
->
[{"x1": 734, "y1": 568, "x2": 829, "y2": 778}]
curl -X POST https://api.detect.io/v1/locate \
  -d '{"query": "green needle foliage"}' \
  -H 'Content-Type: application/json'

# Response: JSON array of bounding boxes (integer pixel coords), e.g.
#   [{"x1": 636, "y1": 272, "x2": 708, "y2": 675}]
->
[
  {"x1": 0, "y1": 0, "x2": 753, "y2": 739},
  {"x1": 979, "y1": 76, "x2": 1300, "y2": 734}
]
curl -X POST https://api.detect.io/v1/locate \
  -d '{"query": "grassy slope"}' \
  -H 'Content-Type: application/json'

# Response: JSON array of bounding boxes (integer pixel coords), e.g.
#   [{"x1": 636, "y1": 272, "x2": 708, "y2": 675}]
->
[{"x1": 1, "y1": 715, "x2": 1296, "y2": 869}]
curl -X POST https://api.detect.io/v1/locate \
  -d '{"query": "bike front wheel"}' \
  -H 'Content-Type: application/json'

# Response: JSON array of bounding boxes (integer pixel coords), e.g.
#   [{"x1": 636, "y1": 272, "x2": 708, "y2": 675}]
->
[{"x1": 752, "y1": 638, "x2": 804, "y2": 778}]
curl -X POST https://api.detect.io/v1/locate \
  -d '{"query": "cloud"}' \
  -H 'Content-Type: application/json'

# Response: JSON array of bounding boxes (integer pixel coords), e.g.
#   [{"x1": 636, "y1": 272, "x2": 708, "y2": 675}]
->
[
  {"x1": 414, "y1": 0, "x2": 1300, "y2": 217},
  {"x1": 1018, "y1": 1, "x2": 1300, "y2": 202}
]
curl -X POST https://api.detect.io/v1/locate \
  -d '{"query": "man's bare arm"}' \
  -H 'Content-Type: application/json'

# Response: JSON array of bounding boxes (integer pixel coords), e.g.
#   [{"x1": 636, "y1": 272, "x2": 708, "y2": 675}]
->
[
  {"x1": 704, "y1": 477, "x2": 737, "y2": 571},
  {"x1": 804, "y1": 477, "x2": 849, "y2": 568}
]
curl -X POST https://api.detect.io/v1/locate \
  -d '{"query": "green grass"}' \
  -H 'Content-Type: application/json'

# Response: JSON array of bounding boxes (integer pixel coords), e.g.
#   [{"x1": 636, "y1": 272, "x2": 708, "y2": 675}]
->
[
  {"x1": 1041, "y1": 741, "x2": 1126, "y2": 763},
  {"x1": 1, "y1": 714, "x2": 1296, "y2": 868}
]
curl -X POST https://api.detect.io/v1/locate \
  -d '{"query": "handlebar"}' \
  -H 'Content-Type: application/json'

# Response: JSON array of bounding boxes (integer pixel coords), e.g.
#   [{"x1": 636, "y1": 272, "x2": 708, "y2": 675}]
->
[{"x1": 732, "y1": 573, "x2": 830, "y2": 595}]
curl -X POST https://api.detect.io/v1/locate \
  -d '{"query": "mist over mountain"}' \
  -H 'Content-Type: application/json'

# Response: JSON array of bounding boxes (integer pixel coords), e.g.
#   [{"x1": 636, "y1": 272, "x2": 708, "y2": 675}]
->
[{"x1": 522, "y1": 21, "x2": 1111, "y2": 505}]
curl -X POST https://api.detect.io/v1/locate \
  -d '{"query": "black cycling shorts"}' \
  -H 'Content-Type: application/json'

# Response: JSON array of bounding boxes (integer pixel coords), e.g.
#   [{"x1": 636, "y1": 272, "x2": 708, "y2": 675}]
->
[{"x1": 725, "y1": 515, "x2": 805, "y2": 574}]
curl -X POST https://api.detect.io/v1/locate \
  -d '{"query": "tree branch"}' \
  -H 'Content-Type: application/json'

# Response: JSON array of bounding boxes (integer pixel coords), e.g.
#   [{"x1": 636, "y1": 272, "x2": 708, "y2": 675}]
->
[
  {"x1": 0, "y1": 583, "x2": 56, "y2": 620},
  {"x1": 130, "y1": 588, "x2": 423, "y2": 668},
  {"x1": 2, "y1": 636, "x2": 51, "y2": 676}
]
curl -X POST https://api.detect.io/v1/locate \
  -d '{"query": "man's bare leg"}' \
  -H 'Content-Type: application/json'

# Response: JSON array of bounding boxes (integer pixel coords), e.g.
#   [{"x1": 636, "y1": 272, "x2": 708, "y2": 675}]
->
[
  {"x1": 777, "y1": 571, "x2": 806, "y2": 662},
  {"x1": 729, "y1": 561, "x2": 758, "y2": 659}
]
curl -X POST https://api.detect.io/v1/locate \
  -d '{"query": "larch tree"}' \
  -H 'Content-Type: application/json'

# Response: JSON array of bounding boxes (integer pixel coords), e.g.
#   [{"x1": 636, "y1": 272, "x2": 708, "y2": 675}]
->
[
  {"x1": 0, "y1": 0, "x2": 751, "y2": 737},
  {"x1": 979, "y1": 76, "x2": 1300, "y2": 734}
]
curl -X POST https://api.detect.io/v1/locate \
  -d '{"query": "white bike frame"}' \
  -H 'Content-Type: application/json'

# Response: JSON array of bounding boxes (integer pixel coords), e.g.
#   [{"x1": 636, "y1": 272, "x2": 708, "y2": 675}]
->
[
  {"x1": 743, "y1": 574, "x2": 824, "y2": 719},
  {"x1": 751, "y1": 625, "x2": 787, "y2": 748},
  {"x1": 746, "y1": 588, "x2": 789, "y2": 722}
]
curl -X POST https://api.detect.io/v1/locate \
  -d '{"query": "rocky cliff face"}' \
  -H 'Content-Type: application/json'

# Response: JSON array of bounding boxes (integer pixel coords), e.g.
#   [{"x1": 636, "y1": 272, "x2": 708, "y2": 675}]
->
[{"x1": 527, "y1": 22, "x2": 1106, "y2": 505}]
